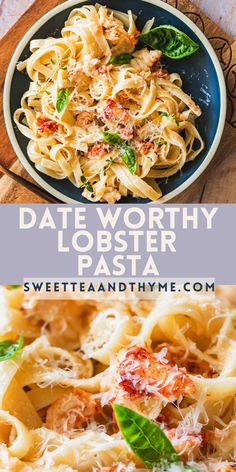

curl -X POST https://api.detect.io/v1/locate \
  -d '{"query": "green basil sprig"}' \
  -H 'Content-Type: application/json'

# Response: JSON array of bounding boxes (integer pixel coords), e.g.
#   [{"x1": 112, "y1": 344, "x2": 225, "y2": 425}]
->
[
  {"x1": 114, "y1": 404, "x2": 178, "y2": 467},
  {"x1": 114, "y1": 404, "x2": 198, "y2": 471},
  {"x1": 0, "y1": 336, "x2": 24, "y2": 362},
  {"x1": 139, "y1": 25, "x2": 199, "y2": 59},
  {"x1": 120, "y1": 145, "x2": 137, "y2": 175},
  {"x1": 56, "y1": 88, "x2": 69, "y2": 113},
  {"x1": 102, "y1": 132, "x2": 137, "y2": 175},
  {"x1": 111, "y1": 53, "x2": 132, "y2": 65},
  {"x1": 103, "y1": 132, "x2": 125, "y2": 146}
]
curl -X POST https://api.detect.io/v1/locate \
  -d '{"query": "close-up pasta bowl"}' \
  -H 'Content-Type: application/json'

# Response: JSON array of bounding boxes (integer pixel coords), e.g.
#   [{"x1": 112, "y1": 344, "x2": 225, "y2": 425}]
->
[
  {"x1": 0, "y1": 286, "x2": 236, "y2": 470},
  {"x1": 3, "y1": 0, "x2": 226, "y2": 204}
]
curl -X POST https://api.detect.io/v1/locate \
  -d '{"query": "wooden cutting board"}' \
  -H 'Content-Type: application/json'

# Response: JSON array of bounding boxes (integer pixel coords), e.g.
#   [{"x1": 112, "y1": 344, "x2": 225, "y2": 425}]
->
[{"x1": 0, "y1": 0, "x2": 236, "y2": 203}]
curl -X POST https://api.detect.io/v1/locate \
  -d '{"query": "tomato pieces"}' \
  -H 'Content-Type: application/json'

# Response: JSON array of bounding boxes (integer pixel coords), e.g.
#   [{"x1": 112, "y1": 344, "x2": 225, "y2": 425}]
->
[
  {"x1": 36, "y1": 115, "x2": 58, "y2": 133},
  {"x1": 118, "y1": 346, "x2": 195, "y2": 402}
]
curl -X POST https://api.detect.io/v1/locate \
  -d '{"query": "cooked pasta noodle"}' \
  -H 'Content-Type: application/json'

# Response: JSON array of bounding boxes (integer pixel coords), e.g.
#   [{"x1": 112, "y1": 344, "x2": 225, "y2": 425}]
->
[
  {"x1": 0, "y1": 286, "x2": 236, "y2": 471},
  {"x1": 14, "y1": 4, "x2": 204, "y2": 203}
]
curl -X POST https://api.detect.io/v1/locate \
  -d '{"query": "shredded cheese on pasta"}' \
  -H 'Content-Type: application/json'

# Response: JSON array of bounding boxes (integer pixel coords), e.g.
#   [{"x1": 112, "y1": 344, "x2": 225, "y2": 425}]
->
[{"x1": 0, "y1": 287, "x2": 236, "y2": 471}]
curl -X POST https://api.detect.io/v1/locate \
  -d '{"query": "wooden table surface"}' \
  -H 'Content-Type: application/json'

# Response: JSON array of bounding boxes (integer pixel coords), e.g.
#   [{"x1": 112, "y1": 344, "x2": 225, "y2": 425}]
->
[{"x1": 0, "y1": 0, "x2": 236, "y2": 203}]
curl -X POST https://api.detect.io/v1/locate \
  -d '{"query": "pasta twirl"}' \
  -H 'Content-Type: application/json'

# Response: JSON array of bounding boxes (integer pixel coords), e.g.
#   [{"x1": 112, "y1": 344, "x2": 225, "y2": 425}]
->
[{"x1": 14, "y1": 4, "x2": 204, "y2": 203}]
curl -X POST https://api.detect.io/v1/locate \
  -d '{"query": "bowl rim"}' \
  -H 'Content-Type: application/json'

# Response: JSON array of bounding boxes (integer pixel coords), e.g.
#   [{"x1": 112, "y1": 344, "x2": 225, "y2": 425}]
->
[{"x1": 3, "y1": 0, "x2": 227, "y2": 204}]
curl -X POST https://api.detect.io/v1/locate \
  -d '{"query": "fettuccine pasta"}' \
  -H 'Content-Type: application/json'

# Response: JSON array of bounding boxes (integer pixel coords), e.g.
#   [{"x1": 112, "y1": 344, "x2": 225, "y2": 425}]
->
[
  {"x1": 0, "y1": 286, "x2": 236, "y2": 471},
  {"x1": 14, "y1": 4, "x2": 204, "y2": 203}
]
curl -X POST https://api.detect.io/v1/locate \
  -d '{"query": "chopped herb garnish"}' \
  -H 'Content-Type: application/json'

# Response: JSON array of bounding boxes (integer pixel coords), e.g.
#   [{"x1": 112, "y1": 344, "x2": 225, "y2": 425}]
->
[
  {"x1": 156, "y1": 140, "x2": 168, "y2": 145},
  {"x1": 104, "y1": 156, "x2": 115, "y2": 173},
  {"x1": 0, "y1": 336, "x2": 24, "y2": 362},
  {"x1": 80, "y1": 176, "x2": 93, "y2": 192},
  {"x1": 37, "y1": 81, "x2": 50, "y2": 96},
  {"x1": 6, "y1": 285, "x2": 21, "y2": 290},
  {"x1": 106, "y1": 157, "x2": 115, "y2": 164},
  {"x1": 50, "y1": 58, "x2": 56, "y2": 65},
  {"x1": 60, "y1": 66, "x2": 67, "y2": 70},
  {"x1": 172, "y1": 114, "x2": 180, "y2": 126},
  {"x1": 160, "y1": 112, "x2": 179, "y2": 125}
]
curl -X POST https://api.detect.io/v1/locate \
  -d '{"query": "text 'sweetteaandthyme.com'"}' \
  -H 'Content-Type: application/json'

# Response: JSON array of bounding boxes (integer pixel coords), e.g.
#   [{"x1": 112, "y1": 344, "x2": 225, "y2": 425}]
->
[{"x1": 22, "y1": 278, "x2": 215, "y2": 299}]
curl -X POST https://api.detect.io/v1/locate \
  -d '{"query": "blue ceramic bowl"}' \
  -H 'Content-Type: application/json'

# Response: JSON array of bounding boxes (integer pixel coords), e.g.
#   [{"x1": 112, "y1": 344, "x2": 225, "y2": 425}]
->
[{"x1": 4, "y1": 0, "x2": 226, "y2": 203}]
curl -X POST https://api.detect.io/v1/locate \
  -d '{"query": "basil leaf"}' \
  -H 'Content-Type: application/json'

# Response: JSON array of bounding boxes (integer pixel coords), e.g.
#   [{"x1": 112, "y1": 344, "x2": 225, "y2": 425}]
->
[
  {"x1": 56, "y1": 88, "x2": 69, "y2": 113},
  {"x1": 102, "y1": 131, "x2": 125, "y2": 146},
  {"x1": 111, "y1": 53, "x2": 132, "y2": 65},
  {"x1": 0, "y1": 336, "x2": 24, "y2": 362},
  {"x1": 160, "y1": 112, "x2": 169, "y2": 117},
  {"x1": 114, "y1": 404, "x2": 178, "y2": 467},
  {"x1": 120, "y1": 144, "x2": 137, "y2": 175},
  {"x1": 102, "y1": 132, "x2": 137, "y2": 174},
  {"x1": 140, "y1": 25, "x2": 199, "y2": 59}
]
